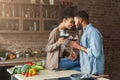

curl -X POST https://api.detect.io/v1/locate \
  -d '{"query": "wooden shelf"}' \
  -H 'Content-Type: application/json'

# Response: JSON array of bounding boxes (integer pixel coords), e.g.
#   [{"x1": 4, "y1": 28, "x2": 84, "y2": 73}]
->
[
  {"x1": 20, "y1": 3, "x2": 40, "y2": 5},
  {"x1": 0, "y1": 16, "x2": 20, "y2": 19},
  {"x1": 0, "y1": 2, "x2": 77, "y2": 33},
  {"x1": 0, "y1": 1, "x2": 19, "y2": 4},
  {"x1": 22, "y1": 30, "x2": 41, "y2": 33},
  {"x1": 41, "y1": 4, "x2": 61, "y2": 6},
  {"x1": 0, "y1": 31, "x2": 19, "y2": 33},
  {"x1": 0, "y1": 1, "x2": 40, "y2": 5},
  {"x1": 43, "y1": 18, "x2": 58, "y2": 21},
  {"x1": 23, "y1": 18, "x2": 40, "y2": 20},
  {"x1": 0, "y1": 31, "x2": 37, "y2": 34}
]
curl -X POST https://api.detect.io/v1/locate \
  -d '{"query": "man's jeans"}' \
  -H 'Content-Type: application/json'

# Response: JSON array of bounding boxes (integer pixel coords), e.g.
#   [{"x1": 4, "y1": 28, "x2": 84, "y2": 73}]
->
[{"x1": 59, "y1": 58, "x2": 80, "y2": 71}]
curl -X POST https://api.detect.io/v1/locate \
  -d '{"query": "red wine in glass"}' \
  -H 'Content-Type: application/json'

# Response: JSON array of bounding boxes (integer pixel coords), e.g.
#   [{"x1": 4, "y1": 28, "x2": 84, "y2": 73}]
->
[
  {"x1": 70, "y1": 38, "x2": 77, "y2": 41},
  {"x1": 60, "y1": 33, "x2": 69, "y2": 39},
  {"x1": 60, "y1": 35, "x2": 69, "y2": 39},
  {"x1": 69, "y1": 35, "x2": 78, "y2": 41},
  {"x1": 60, "y1": 30, "x2": 69, "y2": 39}
]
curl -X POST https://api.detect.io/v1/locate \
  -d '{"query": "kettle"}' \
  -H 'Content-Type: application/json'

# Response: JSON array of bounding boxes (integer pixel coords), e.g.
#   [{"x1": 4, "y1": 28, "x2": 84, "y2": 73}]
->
[{"x1": 25, "y1": 48, "x2": 32, "y2": 57}]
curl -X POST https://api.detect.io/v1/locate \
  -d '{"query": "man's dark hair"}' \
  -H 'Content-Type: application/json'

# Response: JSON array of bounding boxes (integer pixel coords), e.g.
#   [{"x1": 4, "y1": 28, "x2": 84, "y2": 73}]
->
[
  {"x1": 60, "y1": 6, "x2": 74, "y2": 22},
  {"x1": 74, "y1": 10, "x2": 89, "y2": 22}
]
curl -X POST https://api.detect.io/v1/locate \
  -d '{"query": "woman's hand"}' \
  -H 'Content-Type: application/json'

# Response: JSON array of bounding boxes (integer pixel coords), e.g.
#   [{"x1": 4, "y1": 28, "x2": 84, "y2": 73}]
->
[
  {"x1": 68, "y1": 52, "x2": 78, "y2": 61},
  {"x1": 58, "y1": 38, "x2": 66, "y2": 45}
]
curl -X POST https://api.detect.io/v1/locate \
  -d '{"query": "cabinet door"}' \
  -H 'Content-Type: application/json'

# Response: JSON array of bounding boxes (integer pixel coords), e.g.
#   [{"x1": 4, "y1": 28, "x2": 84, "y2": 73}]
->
[
  {"x1": 0, "y1": 2, "x2": 20, "y2": 17},
  {"x1": 23, "y1": 20, "x2": 40, "y2": 31},
  {"x1": 41, "y1": 5, "x2": 60, "y2": 31},
  {"x1": 41, "y1": 5, "x2": 60, "y2": 19},
  {"x1": 0, "y1": 19, "x2": 19, "y2": 31},
  {"x1": 0, "y1": 2, "x2": 20, "y2": 32},
  {"x1": 21, "y1": 4, "x2": 40, "y2": 32}
]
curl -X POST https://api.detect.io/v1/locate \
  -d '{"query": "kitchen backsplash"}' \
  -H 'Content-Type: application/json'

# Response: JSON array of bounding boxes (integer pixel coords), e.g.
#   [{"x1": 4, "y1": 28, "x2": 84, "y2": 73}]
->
[{"x1": 0, "y1": 33, "x2": 49, "y2": 51}]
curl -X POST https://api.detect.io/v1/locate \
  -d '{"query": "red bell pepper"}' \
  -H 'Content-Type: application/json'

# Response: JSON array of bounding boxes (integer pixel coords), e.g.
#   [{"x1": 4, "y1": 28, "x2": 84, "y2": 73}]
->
[{"x1": 26, "y1": 61, "x2": 33, "y2": 66}]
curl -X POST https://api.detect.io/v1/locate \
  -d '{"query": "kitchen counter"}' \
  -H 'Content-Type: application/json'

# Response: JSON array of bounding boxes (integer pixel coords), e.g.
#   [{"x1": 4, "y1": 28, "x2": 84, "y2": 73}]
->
[
  {"x1": 7, "y1": 68, "x2": 110, "y2": 80},
  {"x1": 0, "y1": 57, "x2": 45, "y2": 67},
  {"x1": 4, "y1": 57, "x2": 110, "y2": 80}
]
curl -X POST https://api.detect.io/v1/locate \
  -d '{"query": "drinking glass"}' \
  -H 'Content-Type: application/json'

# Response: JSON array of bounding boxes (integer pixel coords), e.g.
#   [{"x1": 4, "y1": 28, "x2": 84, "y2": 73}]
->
[
  {"x1": 60, "y1": 30, "x2": 69, "y2": 39},
  {"x1": 69, "y1": 35, "x2": 78, "y2": 52}
]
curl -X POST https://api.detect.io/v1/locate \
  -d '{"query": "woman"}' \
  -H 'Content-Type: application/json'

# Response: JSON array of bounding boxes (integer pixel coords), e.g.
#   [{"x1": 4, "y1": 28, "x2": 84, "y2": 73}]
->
[{"x1": 45, "y1": 7, "x2": 80, "y2": 71}]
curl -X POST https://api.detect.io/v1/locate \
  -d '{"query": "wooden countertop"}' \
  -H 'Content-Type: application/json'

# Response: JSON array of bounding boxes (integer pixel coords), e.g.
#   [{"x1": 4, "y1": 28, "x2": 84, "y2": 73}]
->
[{"x1": 0, "y1": 57, "x2": 46, "y2": 66}]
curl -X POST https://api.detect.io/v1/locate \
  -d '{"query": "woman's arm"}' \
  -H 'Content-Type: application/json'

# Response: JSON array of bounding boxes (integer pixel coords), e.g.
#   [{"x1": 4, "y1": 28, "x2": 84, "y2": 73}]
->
[{"x1": 46, "y1": 30, "x2": 66, "y2": 52}]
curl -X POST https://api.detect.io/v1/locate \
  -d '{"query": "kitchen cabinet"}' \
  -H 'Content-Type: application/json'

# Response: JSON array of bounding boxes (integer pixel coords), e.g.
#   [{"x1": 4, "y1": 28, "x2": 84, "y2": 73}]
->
[
  {"x1": 0, "y1": 2, "x2": 20, "y2": 33},
  {"x1": 40, "y1": 4, "x2": 60, "y2": 31},
  {"x1": 0, "y1": 66, "x2": 14, "y2": 80},
  {"x1": 21, "y1": 3, "x2": 40, "y2": 32},
  {"x1": 0, "y1": 1, "x2": 77, "y2": 33}
]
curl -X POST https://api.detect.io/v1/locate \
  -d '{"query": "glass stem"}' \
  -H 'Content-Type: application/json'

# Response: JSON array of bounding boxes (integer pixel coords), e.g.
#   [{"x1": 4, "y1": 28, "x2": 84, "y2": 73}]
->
[{"x1": 71, "y1": 47, "x2": 73, "y2": 52}]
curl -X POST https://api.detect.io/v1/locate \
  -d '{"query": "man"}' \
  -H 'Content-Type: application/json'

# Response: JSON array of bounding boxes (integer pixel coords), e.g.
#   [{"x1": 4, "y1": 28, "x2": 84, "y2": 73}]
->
[{"x1": 70, "y1": 11, "x2": 104, "y2": 75}]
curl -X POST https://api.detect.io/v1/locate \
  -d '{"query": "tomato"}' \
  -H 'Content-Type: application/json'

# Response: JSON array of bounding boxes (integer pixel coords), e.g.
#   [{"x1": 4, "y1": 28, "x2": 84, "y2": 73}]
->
[
  {"x1": 26, "y1": 61, "x2": 33, "y2": 66},
  {"x1": 22, "y1": 72, "x2": 25, "y2": 75},
  {"x1": 25, "y1": 72, "x2": 29, "y2": 77},
  {"x1": 29, "y1": 73, "x2": 32, "y2": 76}
]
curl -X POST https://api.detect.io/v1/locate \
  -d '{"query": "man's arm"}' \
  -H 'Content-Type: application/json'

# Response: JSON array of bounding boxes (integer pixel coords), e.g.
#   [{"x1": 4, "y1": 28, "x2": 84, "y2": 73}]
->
[
  {"x1": 69, "y1": 41, "x2": 87, "y2": 53},
  {"x1": 86, "y1": 30, "x2": 103, "y2": 58}
]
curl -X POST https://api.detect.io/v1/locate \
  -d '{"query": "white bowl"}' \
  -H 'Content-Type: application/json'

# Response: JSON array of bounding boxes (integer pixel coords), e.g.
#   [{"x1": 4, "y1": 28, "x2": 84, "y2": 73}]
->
[{"x1": 0, "y1": 57, "x2": 6, "y2": 61}]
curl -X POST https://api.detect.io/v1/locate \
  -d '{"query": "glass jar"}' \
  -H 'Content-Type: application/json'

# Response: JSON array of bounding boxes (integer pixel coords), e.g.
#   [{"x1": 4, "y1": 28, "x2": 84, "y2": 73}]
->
[{"x1": 25, "y1": 8, "x2": 31, "y2": 18}]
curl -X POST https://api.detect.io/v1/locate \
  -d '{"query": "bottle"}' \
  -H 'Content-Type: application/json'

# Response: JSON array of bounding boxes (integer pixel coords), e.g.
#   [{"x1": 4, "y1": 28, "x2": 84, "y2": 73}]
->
[
  {"x1": 45, "y1": 9, "x2": 48, "y2": 18},
  {"x1": 11, "y1": 5, "x2": 15, "y2": 17},
  {"x1": 15, "y1": 23, "x2": 19, "y2": 30},
  {"x1": 33, "y1": 22, "x2": 37, "y2": 31},
  {"x1": 2, "y1": 4, "x2": 5, "y2": 16},
  {"x1": 6, "y1": 5, "x2": 10, "y2": 17},
  {"x1": 30, "y1": 0, "x2": 36, "y2": 4},
  {"x1": 25, "y1": 8, "x2": 31, "y2": 18},
  {"x1": 9, "y1": 0, "x2": 13, "y2": 2},
  {"x1": 40, "y1": 0, "x2": 44, "y2": 4},
  {"x1": 49, "y1": 0, "x2": 54, "y2": 5}
]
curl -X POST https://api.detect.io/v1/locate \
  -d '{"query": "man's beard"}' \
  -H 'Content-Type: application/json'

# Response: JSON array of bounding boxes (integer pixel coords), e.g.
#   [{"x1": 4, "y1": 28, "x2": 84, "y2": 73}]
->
[
  {"x1": 64, "y1": 28, "x2": 69, "y2": 31},
  {"x1": 76, "y1": 23, "x2": 82, "y2": 30}
]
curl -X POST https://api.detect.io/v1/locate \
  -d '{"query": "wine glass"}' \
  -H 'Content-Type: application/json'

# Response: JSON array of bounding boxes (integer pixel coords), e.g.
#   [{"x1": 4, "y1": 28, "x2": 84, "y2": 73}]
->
[
  {"x1": 69, "y1": 35, "x2": 78, "y2": 52},
  {"x1": 60, "y1": 30, "x2": 69, "y2": 39}
]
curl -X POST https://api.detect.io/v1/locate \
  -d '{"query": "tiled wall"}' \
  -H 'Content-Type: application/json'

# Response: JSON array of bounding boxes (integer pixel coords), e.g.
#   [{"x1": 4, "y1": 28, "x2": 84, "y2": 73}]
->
[{"x1": 0, "y1": 0, "x2": 120, "y2": 80}]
